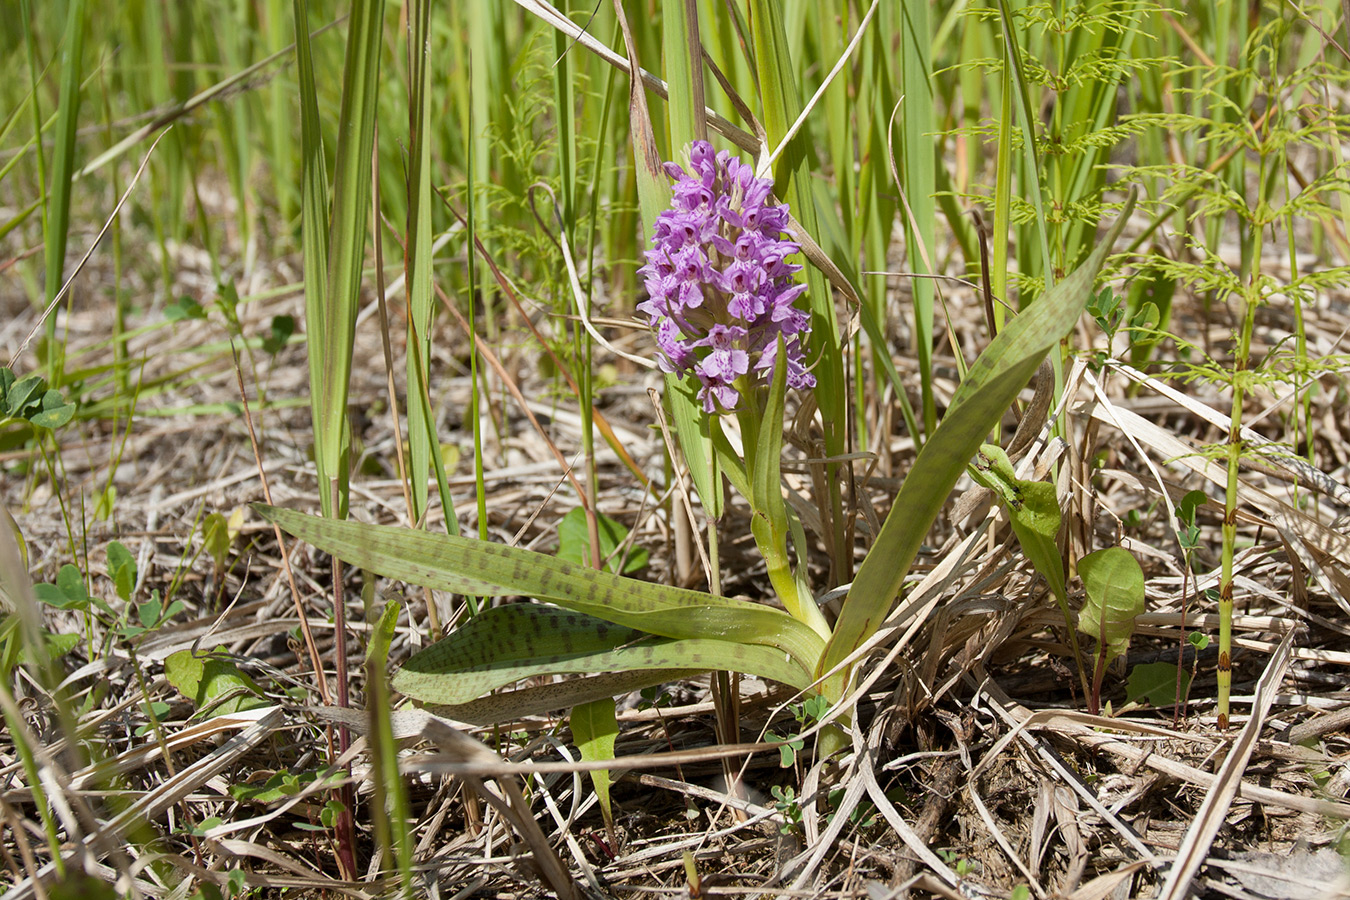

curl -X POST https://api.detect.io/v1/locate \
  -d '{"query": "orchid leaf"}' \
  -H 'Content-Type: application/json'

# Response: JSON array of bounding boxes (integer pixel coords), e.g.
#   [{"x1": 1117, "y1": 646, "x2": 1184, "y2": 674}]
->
[
  {"x1": 257, "y1": 504, "x2": 826, "y2": 671},
  {"x1": 421, "y1": 669, "x2": 699, "y2": 726},
  {"x1": 820, "y1": 190, "x2": 1137, "y2": 698},
  {"x1": 393, "y1": 603, "x2": 813, "y2": 705}
]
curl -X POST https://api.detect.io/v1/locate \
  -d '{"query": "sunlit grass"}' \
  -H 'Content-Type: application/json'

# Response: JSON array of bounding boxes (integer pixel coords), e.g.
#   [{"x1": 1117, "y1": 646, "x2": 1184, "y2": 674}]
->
[{"x1": 2, "y1": 1, "x2": 1349, "y2": 896}]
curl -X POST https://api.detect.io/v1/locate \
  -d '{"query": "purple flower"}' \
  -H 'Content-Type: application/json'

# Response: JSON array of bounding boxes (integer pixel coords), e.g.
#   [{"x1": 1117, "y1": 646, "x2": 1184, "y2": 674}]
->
[{"x1": 638, "y1": 140, "x2": 815, "y2": 413}]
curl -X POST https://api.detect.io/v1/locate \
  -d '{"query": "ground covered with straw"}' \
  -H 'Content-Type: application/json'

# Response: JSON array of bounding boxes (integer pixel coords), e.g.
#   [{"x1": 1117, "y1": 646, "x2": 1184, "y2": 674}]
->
[{"x1": 4, "y1": 2, "x2": 1350, "y2": 899}]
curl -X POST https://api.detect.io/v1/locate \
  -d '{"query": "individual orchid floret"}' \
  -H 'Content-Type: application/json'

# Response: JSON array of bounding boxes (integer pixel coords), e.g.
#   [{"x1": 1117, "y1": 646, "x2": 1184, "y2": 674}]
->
[{"x1": 638, "y1": 140, "x2": 815, "y2": 413}]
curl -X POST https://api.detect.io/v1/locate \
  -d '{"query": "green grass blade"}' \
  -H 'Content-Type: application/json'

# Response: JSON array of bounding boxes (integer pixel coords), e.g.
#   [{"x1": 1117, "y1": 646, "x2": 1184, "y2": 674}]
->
[
  {"x1": 405, "y1": 0, "x2": 449, "y2": 531},
  {"x1": 19, "y1": 0, "x2": 50, "y2": 263},
  {"x1": 264, "y1": 0, "x2": 296, "y2": 226},
  {"x1": 660, "y1": 0, "x2": 722, "y2": 531},
  {"x1": 614, "y1": 0, "x2": 724, "y2": 544},
  {"x1": 293, "y1": 0, "x2": 332, "y2": 500},
  {"x1": 312, "y1": 0, "x2": 386, "y2": 519},
  {"x1": 42, "y1": 0, "x2": 88, "y2": 387},
  {"x1": 991, "y1": 48, "x2": 1014, "y2": 321},
  {"x1": 664, "y1": 0, "x2": 706, "y2": 146},
  {"x1": 819, "y1": 190, "x2": 1137, "y2": 699},
  {"x1": 898, "y1": 0, "x2": 937, "y2": 434},
  {"x1": 614, "y1": 0, "x2": 671, "y2": 230},
  {"x1": 995, "y1": 0, "x2": 1053, "y2": 290}
]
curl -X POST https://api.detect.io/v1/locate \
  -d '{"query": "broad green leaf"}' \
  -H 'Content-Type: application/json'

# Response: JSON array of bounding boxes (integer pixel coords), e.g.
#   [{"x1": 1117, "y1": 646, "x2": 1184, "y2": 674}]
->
[
  {"x1": 34, "y1": 564, "x2": 90, "y2": 610},
  {"x1": 1126, "y1": 661, "x2": 1188, "y2": 708},
  {"x1": 202, "y1": 513, "x2": 232, "y2": 571},
  {"x1": 557, "y1": 507, "x2": 648, "y2": 575},
  {"x1": 6, "y1": 374, "x2": 44, "y2": 417},
  {"x1": 42, "y1": 630, "x2": 81, "y2": 658},
  {"x1": 393, "y1": 603, "x2": 813, "y2": 706},
  {"x1": 261, "y1": 314, "x2": 295, "y2": 355},
  {"x1": 971, "y1": 443, "x2": 1085, "y2": 694},
  {"x1": 821, "y1": 190, "x2": 1137, "y2": 698},
  {"x1": 137, "y1": 597, "x2": 162, "y2": 629},
  {"x1": 572, "y1": 697, "x2": 619, "y2": 839},
  {"x1": 164, "y1": 296, "x2": 207, "y2": 322},
  {"x1": 1129, "y1": 301, "x2": 1160, "y2": 334},
  {"x1": 9, "y1": 626, "x2": 81, "y2": 664},
  {"x1": 1178, "y1": 490, "x2": 1207, "y2": 525},
  {"x1": 1125, "y1": 268, "x2": 1173, "y2": 374},
  {"x1": 107, "y1": 540, "x2": 136, "y2": 603},
  {"x1": 165, "y1": 647, "x2": 269, "y2": 717},
  {"x1": 29, "y1": 389, "x2": 75, "y2": 429},
  {"x1": 1177, "y1": 489, "x2": 1207, "y2": 550},
  {"x1": 257, "y1": 504, "x2": 825, "y2": 669},
  {"x1": 971, "y1": 444, "x2": 1060, "y2": 535},
  {"x1": 229, "y1": 769, "x2": 323, "y2": 804},
  {"x1": 1078, "y1": 547, "x2": 1146, "y2": 663}
]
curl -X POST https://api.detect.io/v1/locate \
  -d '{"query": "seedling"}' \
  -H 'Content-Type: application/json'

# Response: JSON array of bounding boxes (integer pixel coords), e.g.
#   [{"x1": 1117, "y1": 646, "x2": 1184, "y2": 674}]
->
[{"x1": 1078, "y1": 547, "x2": 1147, "y2": 715}]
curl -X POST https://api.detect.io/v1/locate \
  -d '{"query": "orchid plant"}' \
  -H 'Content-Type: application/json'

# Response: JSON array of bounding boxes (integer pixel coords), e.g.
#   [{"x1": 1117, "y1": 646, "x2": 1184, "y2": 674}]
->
[
  {"x1": 259, "y1": 149, "x2": 1135, "y2": 761},
  {"x1": 258, "y1": 0, "x2": 1136, "y2": 770}
]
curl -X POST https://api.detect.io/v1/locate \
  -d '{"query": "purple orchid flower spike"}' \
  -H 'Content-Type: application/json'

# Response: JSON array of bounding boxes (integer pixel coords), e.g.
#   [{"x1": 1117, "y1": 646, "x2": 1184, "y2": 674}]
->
[{"x1": 638, "y1": 140, "x2": 815, "y2": 413}]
